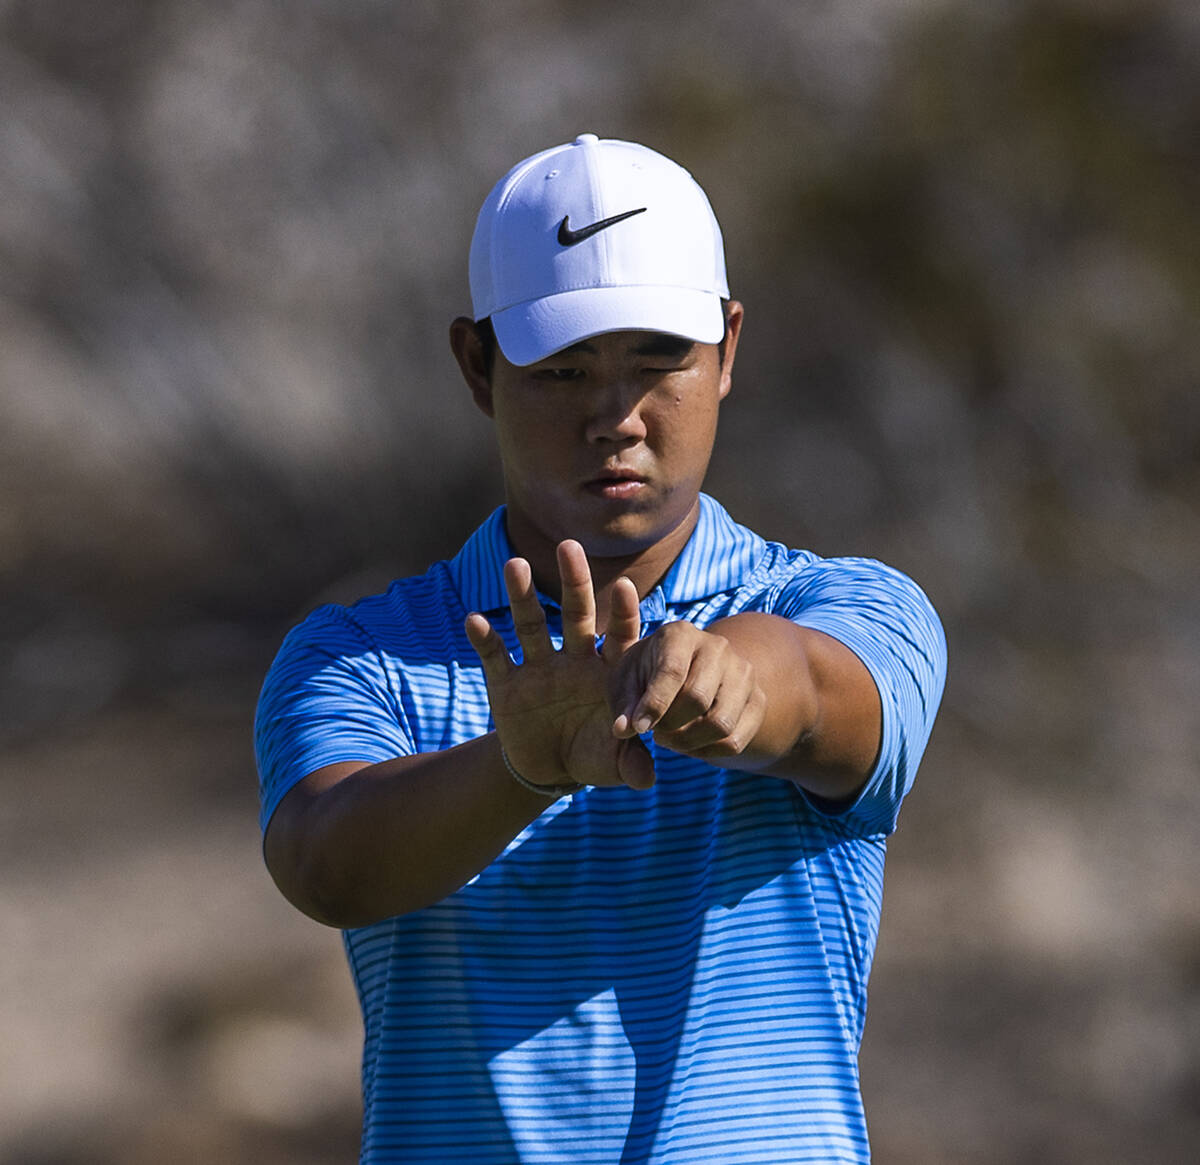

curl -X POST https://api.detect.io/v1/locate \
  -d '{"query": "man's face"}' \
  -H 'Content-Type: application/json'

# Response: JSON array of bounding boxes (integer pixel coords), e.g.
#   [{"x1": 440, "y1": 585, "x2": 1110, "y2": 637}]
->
[{"x1": 462, "y1": 306, "x2": 742, "y2": 564}]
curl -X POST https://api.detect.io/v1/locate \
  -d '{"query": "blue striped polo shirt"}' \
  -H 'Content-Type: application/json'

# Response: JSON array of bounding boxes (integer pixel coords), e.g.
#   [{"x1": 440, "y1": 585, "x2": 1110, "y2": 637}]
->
[{"x1": 255, "y1": 493, "x2": 946, "y2": 1164}]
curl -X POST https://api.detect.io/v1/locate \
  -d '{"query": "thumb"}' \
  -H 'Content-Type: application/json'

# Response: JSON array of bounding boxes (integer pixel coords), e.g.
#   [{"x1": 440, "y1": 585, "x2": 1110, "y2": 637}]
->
[{"x1": 616, "y1": 735, "x2": 656, "y2": 790}]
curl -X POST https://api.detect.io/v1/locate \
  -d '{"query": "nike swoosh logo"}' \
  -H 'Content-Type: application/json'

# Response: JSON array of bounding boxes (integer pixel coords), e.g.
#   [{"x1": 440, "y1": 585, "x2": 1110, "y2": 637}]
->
[{"x1": 557, "y1": 207, "x2": 647, "y2": 246}]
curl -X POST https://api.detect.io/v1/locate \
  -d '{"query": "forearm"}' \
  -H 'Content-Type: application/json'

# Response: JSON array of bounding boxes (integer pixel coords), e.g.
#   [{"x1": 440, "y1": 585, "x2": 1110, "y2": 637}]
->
[
  {"x1": 703, "y1": 613, "x2": 882, "y2": 796},
  {"x1": 265, "y1": 731, "x2": 554, "y2": 928}
]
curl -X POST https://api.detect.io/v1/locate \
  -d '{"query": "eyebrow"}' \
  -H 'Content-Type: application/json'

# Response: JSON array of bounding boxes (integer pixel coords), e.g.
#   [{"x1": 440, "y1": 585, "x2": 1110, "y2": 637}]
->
[
  {"x1": 629, "y1": 334, "x2": 697, "y2": 357},
  {"x1": 555, "y1": 333, "x2": 697, "y2": 358}
]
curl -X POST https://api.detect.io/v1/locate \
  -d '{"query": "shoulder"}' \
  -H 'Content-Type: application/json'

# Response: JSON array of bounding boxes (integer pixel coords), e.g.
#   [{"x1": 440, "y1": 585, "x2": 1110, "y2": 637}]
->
[
  {"x1": 717, "y1": 530, "x2": 946, "y2": 682},
  {"x1": 281, "y1": 560, "x2": 461, "y2": 657},
  {"x1": 771, "y1": 552, "x2": 944, "y2": 661},
  {"x1": 772, "y1": 550, "x2": 938, "y2": 610},
  {"x1": 677, "y1": 499, "x2": 938, "y2": 626},
  {"x1": 715, "y1": 512, "x2": 939, "y2": 623}
]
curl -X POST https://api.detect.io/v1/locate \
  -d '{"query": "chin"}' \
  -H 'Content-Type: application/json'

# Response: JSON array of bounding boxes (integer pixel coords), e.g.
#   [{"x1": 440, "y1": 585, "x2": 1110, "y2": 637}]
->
[
  {"x1": 574, "y1": 506, "x2": 686, "y2": 560},
  {"x1": 578, "y1": 529, "x2": 660, "y2": 559}
]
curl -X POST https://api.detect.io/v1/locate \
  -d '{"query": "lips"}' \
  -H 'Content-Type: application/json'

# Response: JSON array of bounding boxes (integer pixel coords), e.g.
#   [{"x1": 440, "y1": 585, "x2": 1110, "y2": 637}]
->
[{"x1": 583, "y1": 467, "x2": 649, "y2": 499}]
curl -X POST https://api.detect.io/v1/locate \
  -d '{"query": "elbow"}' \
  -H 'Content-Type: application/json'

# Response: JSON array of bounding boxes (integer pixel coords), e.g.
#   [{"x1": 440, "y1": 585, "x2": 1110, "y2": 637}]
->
[
  {"x1": 267, "y1": 843, "x2": 357, "y2": 929},
  {"x1": 265, "y1": 824, "x2": 440, "y2": 929},
  {"x1": 264, "y1": 815, "x2": 383, "y2": 929}
]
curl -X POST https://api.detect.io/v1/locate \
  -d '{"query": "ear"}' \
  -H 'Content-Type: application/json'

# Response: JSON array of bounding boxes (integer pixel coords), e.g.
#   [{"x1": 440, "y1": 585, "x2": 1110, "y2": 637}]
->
[
  {"x1": 717, "y1": 300, "x2": 744, "y2": 401},
  {"x1": 449, "y1": 316, "x2": 494, "y2": 417}
]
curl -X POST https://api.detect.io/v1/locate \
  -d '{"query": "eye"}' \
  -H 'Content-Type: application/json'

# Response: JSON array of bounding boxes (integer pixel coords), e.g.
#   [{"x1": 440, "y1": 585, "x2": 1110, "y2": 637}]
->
[
  {"x1": 639, "y1": 360, "x2": 695, "y2": 380},
  {"x1": 532, "y1": 367, "x2": 584, "y2": 382},
  {"x1": 636, "y1": 343, "x2": 697, "y2": 373}
]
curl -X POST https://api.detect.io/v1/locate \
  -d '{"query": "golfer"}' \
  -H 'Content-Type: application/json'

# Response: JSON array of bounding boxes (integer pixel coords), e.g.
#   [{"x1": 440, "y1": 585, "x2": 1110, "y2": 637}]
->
[{"x1": 256, "y1": 133, "x2": 947, "y2": 1164}]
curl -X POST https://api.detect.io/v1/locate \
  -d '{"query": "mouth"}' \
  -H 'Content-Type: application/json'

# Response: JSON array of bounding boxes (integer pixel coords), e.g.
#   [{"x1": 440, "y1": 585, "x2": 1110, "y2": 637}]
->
[{"x1": 582, "y1": 468, "x2": 649, "y2": 500}]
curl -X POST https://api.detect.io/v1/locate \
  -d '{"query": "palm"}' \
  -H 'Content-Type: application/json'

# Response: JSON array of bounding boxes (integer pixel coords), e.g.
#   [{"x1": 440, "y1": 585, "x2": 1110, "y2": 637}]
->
[
  {"x1": 486, "y1": 652, "x2": 623, "y2": 785},
  {"x1": 464, "y1": 542, "x2": 653, "y2": 792}
]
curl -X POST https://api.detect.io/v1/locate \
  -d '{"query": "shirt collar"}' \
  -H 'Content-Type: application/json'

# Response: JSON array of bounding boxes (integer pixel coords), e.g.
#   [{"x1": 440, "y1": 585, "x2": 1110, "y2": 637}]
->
[
  {"x1": 657, "y1": 493, "x2": 769, "y2": 602},
  {"x1": 445, "y1": 505, "x2": 514, "y2": 613},
  {"x1": 447, "y1": 493, "x2": 768, "y2": 613}
]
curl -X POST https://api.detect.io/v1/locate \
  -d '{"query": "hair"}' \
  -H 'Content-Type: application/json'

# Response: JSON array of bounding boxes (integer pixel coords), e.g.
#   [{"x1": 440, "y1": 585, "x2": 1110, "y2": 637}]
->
[
  {"x1": 473, "y1": 301, "x2": 733, "y2": 380},
  {"x1": 474, "y1": 315, "x2": 500, "y2": 378}
]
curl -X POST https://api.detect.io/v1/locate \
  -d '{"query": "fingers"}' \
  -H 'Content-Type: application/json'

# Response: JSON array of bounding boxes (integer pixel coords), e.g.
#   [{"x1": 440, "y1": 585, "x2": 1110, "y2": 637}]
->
[
  {"x1": 601, "y1": 575, "x2": 641, "y2": 662},
  {"x1": 647, "y1": 648, "x2": 727, "y2": 734},
  {"x1": 464, "y1": 612, "x2": 514, "y2": 681},
  {"x1": 613, "y1": 623, "x2": 708, "y2": 736},
  {"x1": 666, "y1": 671, "x2": 766, "y2": 756},
  {"x1": 614, "y1": 626, "x2": 767, "y2": 757},
  {"x1": 557, "y1": 541, "x2": 598, "y2": 656},
  {"x1": 624, "y1": 649, "x2": 693, "y2": 736},
  {"x1": 507, "y1": 544, "x2": 636, "y2": 663},
  {"x1": 503, "y1": 557, "x2": 553, "y2": 661}
]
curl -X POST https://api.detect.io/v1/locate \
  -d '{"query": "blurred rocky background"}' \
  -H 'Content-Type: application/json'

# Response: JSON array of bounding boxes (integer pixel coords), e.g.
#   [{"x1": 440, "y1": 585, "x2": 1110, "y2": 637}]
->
[{"x1": 2, "y1": 0, "x2": 1197, "y2": 1161}]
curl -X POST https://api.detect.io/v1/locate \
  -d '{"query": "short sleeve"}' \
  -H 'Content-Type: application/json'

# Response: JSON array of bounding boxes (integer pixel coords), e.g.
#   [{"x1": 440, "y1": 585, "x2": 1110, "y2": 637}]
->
[
  {"x1": 254, "y1": 604, "x2": 415, "y2": 833},
  {"x1": 772, "y1": 556, "x2": 947, "y2": 835}
]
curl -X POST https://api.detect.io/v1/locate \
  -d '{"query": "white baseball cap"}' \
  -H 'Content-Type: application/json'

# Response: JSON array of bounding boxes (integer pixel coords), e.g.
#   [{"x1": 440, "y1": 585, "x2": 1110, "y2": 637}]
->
[{"x1": 469, "y1": 134, "x2": 729, "y2": 366}]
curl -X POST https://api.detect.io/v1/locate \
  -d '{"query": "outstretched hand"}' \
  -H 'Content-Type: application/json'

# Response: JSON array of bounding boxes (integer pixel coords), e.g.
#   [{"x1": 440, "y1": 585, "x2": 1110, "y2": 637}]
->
[
  {"x1": 466, "y1": 539, "x2": 772, "y2": 792},
  {"x1": 464, "y1": 540, "x2": 655, "y2": 791}
]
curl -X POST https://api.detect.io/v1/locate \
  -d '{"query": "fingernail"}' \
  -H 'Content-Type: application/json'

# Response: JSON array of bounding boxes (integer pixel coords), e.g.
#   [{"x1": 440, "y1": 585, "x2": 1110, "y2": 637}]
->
[{"x1": 634, "y1": 716, "x2": 652, "y2": 734}]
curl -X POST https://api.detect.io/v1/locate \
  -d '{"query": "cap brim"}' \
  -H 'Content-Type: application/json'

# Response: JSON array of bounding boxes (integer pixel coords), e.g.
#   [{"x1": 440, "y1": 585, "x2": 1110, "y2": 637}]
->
[{"x1": 490, "y1": 286, "x2": 726, "y2": 367}]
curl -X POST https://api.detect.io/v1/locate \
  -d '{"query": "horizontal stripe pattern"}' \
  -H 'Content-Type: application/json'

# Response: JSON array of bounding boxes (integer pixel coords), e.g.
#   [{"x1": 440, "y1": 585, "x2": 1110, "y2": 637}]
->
[{"x1": 255, "y1": 494, "x2": 946, "y2": 1163}]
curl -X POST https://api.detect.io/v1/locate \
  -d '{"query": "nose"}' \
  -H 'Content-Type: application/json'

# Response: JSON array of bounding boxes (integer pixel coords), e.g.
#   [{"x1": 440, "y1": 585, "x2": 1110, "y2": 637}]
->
[{"x1": 583, "y1": 382, "x2": 648, "y2": 445}]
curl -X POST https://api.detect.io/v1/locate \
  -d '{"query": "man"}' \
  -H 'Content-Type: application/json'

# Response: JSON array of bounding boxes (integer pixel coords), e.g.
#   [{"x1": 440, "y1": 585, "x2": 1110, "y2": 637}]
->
[{"x1": 256, "y1": 133, "x2": 946, "y2": 1163}]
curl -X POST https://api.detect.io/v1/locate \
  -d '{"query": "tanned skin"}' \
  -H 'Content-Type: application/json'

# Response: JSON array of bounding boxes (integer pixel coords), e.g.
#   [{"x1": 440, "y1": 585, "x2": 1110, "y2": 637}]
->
[{"x1": 263, "y1": 304, "x2": 882, "y2": 928}]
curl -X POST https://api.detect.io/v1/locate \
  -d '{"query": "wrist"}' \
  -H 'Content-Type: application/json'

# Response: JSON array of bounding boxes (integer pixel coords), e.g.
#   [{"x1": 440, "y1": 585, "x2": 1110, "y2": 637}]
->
[{"x1": 499, "y1": 744, "x2": 585, "y2": 798}]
